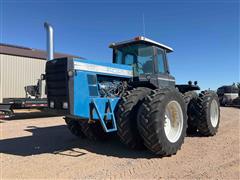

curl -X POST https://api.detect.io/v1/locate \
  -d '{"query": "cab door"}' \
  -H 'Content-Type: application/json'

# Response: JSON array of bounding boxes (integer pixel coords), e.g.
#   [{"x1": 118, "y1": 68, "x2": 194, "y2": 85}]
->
[{"x1": 155, "y1": 47, "x2": 175, "y2": 88}]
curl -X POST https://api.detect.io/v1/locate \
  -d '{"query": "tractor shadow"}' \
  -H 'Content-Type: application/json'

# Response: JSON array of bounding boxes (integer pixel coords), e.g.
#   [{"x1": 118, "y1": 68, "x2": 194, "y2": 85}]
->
[{"x1": 0, "y1": 124, "x2": 155, "y2": 159}]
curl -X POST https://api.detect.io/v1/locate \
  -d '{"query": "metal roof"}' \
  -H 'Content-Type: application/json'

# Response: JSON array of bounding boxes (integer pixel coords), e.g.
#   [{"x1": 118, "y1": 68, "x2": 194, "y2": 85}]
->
[
  {"x1": 109, "y1": 36, "x2": 173, "y2": 52},
  {"x1": 0, "y1": 43, "x2": 83, "y2": 60}
]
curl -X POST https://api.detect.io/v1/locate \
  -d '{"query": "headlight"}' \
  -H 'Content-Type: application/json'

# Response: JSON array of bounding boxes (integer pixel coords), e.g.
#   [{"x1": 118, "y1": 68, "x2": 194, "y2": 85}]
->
[
  {"x1": 62, "y1": 102, "x2": 68, "y2": 109},
  {"x1": 50, "y1": 101, "x2": 54, "y2": 108},
  {"x1": 68, "y1": 70, "x2": 75, "y2": 77}
]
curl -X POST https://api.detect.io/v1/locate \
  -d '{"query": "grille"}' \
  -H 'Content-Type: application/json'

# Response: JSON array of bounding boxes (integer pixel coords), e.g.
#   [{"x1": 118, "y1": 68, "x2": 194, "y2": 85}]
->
[{"x1": 46, "y1": 58, "x2": 68, "y2": 109}]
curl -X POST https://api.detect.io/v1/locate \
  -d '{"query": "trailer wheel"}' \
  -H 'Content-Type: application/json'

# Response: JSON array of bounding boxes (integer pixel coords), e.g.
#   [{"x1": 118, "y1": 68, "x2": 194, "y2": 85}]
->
[
  {"x1": 80, "y1": 120, "x2": 108, "y2": 141},
  {"x1": 196, "y1": 91, "x2": 220, "y2": 136},
  {"x1": 115, "y1": 87, "x2": 152, "y2": 149},
  {"x1": 137, "y1": 88, "x2": 187, "y2": 156},
  {"x1": 65, "y1": 117, "x2": 86, "y2": 138},
  {"x1": 183, "y1": 91, "x2": 199, "y2": 134}
]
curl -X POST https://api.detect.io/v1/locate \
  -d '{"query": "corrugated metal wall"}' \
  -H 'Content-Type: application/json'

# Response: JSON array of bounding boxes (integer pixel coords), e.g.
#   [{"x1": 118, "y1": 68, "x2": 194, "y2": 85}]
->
[
  {"x1": 0, "y1": 55, "x2": 2, "y2": 102},
  {"x1": 0, "y1": 54, "x2": 46, "y2": 102}
]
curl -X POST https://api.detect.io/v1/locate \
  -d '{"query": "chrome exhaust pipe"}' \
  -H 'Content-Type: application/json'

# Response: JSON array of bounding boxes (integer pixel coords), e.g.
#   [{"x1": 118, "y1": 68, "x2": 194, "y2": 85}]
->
[{"x1": 44, "y1": 22, "x2": 54, "y2": 61}]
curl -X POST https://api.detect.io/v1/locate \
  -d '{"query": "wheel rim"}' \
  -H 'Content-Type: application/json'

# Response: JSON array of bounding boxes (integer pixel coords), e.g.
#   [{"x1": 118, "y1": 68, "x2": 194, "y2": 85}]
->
[
  {"x1": 164, "y1": 101, "x2": 184, "y2": 143},
  {"x1": 210, "y1": 99, "x2": 219, "y2": 128}
]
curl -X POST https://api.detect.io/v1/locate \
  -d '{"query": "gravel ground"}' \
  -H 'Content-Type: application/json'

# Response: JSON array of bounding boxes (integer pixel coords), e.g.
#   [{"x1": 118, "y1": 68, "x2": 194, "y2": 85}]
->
[{"x1": 0, "y1": 107, "x2": 239, "y2": 179}]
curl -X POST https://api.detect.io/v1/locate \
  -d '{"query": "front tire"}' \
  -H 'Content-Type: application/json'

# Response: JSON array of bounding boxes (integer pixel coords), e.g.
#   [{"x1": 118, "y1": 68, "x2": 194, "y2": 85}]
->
[
  {"x1": 115, "y1": 87, "x2": 152, "y2": 149},
  {"x1": 137, "y1": 88, "x2": 187, "y2": 156},
  {"x1": 65, "y1": 117, "x2": 85, "y2": 138},
  {"x1": 80, "y1": 120, "x2": 108, "y2": 141}
]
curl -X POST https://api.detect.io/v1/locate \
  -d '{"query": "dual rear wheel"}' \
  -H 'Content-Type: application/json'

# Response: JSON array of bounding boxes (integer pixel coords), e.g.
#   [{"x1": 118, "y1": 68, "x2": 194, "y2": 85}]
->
[
  {"x1": 196, "y1": 91, "x2": 220, "y2": 136},
  {"x1": 116, "y1": 87, "x2": 187, "y2": 156},
  {"x1": 185, "y1": 90, "x2": 220, "y2": 136},
  {"x1": 137, "y1": 88, "x2": 187, "y2": 156},
  {"x1": 116, "y1": 88, "x2": 220, "y2": 156}
]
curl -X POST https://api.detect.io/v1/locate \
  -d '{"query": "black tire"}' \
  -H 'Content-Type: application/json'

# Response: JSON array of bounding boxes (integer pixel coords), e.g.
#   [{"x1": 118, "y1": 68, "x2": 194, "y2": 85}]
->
[
  {"x1": 196, "y1": 91, "x2": 220, "y2": 136},
  {"x1": 115, "y1": 87, "x2": 152, "y2": 149},
  {"x1": 183, "y1": 91, "x2": 199, "y2": 134},
  {"x1": 137, "y1": 88, "x2": 187, "y2": 156},
  {"x1": 80, "y1": 120, "x2": 108, "y2": 141},
  {"x1": 65, "y1": 117, "x2": 86, "y2": 138}
]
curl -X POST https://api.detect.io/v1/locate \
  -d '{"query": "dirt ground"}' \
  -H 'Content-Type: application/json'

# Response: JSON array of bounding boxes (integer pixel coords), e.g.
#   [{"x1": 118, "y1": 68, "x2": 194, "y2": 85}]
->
[{"x1": 0, "y1": 107, "x2": 239, "y2": 179}]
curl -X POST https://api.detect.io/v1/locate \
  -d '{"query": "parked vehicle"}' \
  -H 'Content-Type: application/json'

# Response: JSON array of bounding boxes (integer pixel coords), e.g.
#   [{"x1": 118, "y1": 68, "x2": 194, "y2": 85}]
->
[
  {"x1": 44, "y1": 23, "x2": 220, "y2": 156},
  {"x1": 217, "y1": 85, "x2": 239, "y2": 106},
  {"x1": 0, "y1": 77, "x2": 48, "y2": 119}
]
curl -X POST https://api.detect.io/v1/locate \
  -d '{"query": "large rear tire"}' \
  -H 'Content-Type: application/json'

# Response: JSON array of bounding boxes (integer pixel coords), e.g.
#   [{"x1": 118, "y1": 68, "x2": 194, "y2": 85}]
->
[
  {"x1": 196, "y1": 91, "x2": 220, "y2": 136},
  {"x1": 65, "y1": 117, "x2": 85, "y2": 138},
  {"x1": 137, "y1": 88, "x2": 187, "y2": 156},
  {"x1": 115, "y1": 87, "x2": 152, "y2": 149}
]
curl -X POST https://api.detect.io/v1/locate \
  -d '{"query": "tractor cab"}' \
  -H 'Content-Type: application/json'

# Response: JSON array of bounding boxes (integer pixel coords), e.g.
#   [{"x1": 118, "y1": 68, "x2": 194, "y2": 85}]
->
[{"x1": 109, "y1": 36, "x2": 175, "y2": 88}]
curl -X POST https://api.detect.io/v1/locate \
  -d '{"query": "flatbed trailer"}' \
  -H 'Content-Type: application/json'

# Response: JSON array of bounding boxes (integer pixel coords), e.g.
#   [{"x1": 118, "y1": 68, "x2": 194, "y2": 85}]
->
[
  {"x1": 0, "y1": 98, "x2": 48, "y2": 119},
  {"x1": 0, "y1": 104, "x2": 14, "y2": 119}
]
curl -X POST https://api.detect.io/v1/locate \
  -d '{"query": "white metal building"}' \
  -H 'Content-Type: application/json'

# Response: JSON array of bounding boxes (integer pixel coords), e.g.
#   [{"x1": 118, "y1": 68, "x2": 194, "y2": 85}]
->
[{"x1": 0, "y1": 43, "x2": 78, "y2": 103}]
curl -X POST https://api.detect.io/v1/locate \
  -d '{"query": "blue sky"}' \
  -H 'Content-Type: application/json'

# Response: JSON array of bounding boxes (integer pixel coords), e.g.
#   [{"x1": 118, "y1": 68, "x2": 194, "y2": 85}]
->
[{"x1": 0, "y1": 0, "x2": 239, "y2": 90}]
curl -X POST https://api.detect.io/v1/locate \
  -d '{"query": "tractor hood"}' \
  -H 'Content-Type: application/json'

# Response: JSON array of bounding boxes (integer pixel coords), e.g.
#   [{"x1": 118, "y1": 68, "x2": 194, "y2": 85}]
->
[{"x1": 73, "y1": 59, "x2": 133, "y2": 78}]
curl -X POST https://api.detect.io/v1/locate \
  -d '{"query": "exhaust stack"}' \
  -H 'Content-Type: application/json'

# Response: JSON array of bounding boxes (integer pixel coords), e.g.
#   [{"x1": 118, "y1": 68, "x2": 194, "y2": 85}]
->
[{"x1": 44, "y1": 22, "x2": 54, "y2": 61}]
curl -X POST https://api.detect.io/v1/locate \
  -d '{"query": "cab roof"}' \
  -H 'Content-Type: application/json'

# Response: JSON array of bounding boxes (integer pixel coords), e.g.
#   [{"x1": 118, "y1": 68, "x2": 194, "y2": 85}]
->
[{"x1": 109, "y1": 36, "x2": 173, "y2": 53}]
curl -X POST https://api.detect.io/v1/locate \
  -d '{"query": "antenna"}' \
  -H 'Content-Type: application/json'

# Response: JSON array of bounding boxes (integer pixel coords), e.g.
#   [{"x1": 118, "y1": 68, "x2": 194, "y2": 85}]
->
[{"x1": 142, "y1": 13, "x2": 146, "y2": 37}]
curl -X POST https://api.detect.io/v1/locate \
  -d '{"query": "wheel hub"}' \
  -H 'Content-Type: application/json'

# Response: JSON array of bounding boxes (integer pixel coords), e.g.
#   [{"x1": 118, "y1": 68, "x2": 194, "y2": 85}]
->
[
  {"x1": 164, "y1": 101, "x2": 183, "y2": 143},
  {"x1": 210, "y1": 99, "x2": 219, "y2": 128}
]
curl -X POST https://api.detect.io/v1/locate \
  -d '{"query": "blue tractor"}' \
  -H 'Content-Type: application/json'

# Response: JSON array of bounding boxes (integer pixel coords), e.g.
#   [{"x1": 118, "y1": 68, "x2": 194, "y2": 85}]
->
[{"x1": 44, "y1": 23, "x2": 220, "y2": 156}]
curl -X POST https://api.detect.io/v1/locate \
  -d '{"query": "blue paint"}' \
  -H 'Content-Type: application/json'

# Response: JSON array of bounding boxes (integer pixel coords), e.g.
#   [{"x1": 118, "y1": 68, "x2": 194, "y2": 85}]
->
[
  {"x1": 72, "y1": 59, "x2": 131, "y2": 132},
  {"x1": 73, "y1": 71, "x2": 90, "y2": 118},
  {"x1": 91, "y1": 98, "x2": 118, "y2": 132}
]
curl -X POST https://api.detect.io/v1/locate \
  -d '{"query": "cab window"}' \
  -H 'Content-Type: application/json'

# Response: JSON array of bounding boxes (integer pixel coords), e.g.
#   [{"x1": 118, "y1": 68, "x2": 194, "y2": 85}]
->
[
  {"x1": 113, "y1": 44, "x2": 154, "y2": 76},
  {"x1": 157, "y1": 48, "x2": 166, "y2": 73},
  {"x1": 124, "y1": 54, "x2": 134, "y2": 65},
  {"x1": 114, "y1": 50, "x2": 123, "y2": 64}
]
